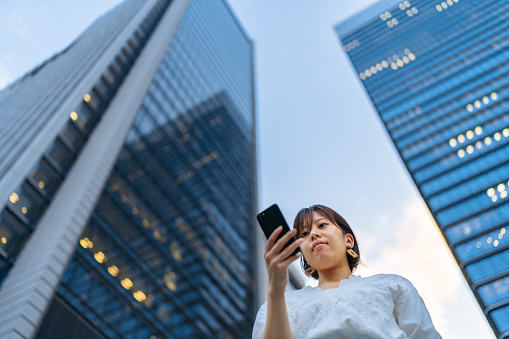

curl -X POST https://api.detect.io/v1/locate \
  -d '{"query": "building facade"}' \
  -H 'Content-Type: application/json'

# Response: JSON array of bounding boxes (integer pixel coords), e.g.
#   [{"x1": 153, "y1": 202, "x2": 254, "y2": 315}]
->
[
  {"x1": 335, "y1": 0, "x2": 509, "y2": 337},
  {"x1": 0, "y1": 0, "x2": 258, "y2": 338}
]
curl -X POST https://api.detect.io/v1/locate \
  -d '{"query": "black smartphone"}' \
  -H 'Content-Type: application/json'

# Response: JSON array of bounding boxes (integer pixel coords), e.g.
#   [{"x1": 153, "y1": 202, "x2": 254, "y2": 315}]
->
[{"x1": 257, "y1": 204, "x2": 300, "y2": 256}]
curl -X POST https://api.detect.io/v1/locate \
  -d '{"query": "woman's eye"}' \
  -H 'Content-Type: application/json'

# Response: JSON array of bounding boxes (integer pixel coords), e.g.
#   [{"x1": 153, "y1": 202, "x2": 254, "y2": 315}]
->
[
  {"x1": 319, "y1": 223, "x2": 326, "y2": 228},
  {"x1": 301, "y1": 232, "x2": 309, "y2": 237}
]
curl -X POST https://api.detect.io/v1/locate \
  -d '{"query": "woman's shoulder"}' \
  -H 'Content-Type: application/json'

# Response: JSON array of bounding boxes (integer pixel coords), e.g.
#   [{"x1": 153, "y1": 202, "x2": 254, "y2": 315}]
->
[{"x1": 357, "y1": 274, "x2": 418, "y2": 301}]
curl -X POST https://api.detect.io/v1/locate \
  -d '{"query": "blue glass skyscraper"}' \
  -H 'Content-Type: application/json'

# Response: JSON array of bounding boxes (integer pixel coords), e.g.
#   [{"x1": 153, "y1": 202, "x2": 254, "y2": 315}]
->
[
  {"x1": 335, "y1": 0, "x2": 509, "y2": 337},
  {"x1": 0, "y1": 0, "x2": 257, "y2": 338}
]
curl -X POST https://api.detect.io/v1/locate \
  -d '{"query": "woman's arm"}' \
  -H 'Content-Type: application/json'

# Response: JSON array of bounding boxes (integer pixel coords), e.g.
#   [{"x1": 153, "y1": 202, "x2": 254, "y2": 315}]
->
[
  {"x1": 394, "y1": 277, "x2": 442, "y2": 339},
  {"x1": 261, "y1": 227, "x2": 302, "y2": 339}
]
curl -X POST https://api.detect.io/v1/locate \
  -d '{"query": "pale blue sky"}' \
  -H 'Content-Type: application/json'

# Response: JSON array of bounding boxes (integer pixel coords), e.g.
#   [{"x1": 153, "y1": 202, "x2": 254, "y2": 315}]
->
[{"x1": 0, "y1": 0, "x2": 495, "y2": 337}]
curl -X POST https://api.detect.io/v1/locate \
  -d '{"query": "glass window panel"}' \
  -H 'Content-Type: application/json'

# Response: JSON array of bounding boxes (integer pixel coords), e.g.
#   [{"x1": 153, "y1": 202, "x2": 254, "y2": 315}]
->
[
  {"x1": 109, "y1": 61, "x2": 125, "y2": 81},
  {"x1": 466, "y1": 249, "x2": 509, "y2": 283},
  {"x1": 0, "y1": 209, "x2": 29, "y2": 255},
  {"x1": 402, "y1": 103, "x2": 509, "y2": 162},
  {"x1": 134, "y1": 30, "x2": 146, "y2": 46},
  {"x1": 102, "y1": 70, "x2": 118, "y2": 91},
  {"x1": 47, "y1": 138, "x2": 74, "y2": 170},
  {"x1": 428, "y1": 162, "x2": 509, "y2": 211},
  {"x1": 116, "y1": 51, "x2": 131, "y2": 71},
  {"x1": 0, "y1": 217, "x2": 13, "y2": 251},
  {"x1": 139, "y1": 22, "x2": 150, "y2": 36},
  {"x1": 73, "y1": 103, "x2": 97, "y2": 133},
  {"x1": 422, "y1": 144, "x2": 509, "y2": 197},
  {"x1": 491, "y1": 304, "x2": 509, "y2": 333},
  {"x1": 436, "y1": 192, "x2": 494, "y2": 226},
  {"x1": 85, "y1": 89, "x2": 105, "y2": 115},
  {"x1": 16, "y1": 182, "x2": 45, "y2": 221},
  {"x1": 60, "y1": 122, "x2": 85, "y2": 151},
  {"x1": 122, "y1": 44, "x2": 135, "y2": 64},
  {"x1": 128, "y1": 37, "x2": 140, "y2": 55},
  {"x1": 31, "y1": 158, "x2": 61, "y2": 195},
  {"x1": 94, "y1": 78, "x2": 113, "y2": 103}
]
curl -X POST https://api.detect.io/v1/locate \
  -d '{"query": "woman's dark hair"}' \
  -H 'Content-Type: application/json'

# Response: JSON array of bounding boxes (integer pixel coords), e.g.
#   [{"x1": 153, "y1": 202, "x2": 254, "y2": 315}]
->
[{"x1": 293, "y1": 204, "x2": 360, "y2": 279}]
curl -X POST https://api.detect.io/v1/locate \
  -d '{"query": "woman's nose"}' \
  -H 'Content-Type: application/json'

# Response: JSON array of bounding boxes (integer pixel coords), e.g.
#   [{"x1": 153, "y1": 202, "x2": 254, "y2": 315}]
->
[{"x1": 310, "y1": 229, "x2": 321, "y2": 240}]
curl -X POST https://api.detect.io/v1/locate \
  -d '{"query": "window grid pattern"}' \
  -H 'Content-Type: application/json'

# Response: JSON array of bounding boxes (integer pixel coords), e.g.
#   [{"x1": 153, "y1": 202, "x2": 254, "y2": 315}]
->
[
  {"x1": 479, "y1": 275, "x2": 509, "y2": 307},
  {"x1": 61, "y1": 94, "x2": 255, "y2": 338},
  {"x1": 55, "y1": 0, "x2": 256, "y2": 338},
  {"x1": 336, "y1": 0, "x2": 509, "y2": 335}
]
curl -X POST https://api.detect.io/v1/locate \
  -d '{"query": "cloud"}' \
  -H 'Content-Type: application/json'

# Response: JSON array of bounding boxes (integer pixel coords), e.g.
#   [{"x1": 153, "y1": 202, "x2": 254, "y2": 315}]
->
[
  {"x1": 0, "y1": 11, "x2": 32, "y2": 40},
  {"x1": 3, "y1": 53, "x2": 13, "y2": 61},
  {"x1": 356, "y1": 197, "x2": 495, "y2": 339},
  {"x1": 358, "y1": 200, "x2": 457, "y2": 310}
]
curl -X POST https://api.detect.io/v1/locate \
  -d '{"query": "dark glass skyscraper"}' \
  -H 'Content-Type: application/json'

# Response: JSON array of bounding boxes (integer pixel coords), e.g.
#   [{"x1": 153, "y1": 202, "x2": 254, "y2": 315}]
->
[
  {"x1": 335, "y1": 0, "x2": 509, "y2": 337},
  {"x1": 0, "y1": 0, "x2": 257, "y2": 338}
]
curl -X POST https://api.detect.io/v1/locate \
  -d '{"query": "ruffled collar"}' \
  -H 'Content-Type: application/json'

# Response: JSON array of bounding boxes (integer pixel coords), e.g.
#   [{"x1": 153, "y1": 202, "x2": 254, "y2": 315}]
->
[{"x1": 305, "y1": 274, "x2": 361, "y2": 291}]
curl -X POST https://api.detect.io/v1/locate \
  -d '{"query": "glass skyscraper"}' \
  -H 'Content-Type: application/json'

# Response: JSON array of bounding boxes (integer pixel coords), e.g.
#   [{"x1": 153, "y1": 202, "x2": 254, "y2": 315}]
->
[
  {"x1": 335, "y1": 0, "x2": 509, "y2": 337},
  {"x1": 0, "y1": 0, "x2": 258, "y2": 338}
]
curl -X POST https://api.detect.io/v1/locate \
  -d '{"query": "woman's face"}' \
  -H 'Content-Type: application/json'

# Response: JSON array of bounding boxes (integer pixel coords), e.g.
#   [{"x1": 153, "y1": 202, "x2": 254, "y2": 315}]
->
[{"x1": 299, "y1": 212, "x2": 354, "y2": 272}]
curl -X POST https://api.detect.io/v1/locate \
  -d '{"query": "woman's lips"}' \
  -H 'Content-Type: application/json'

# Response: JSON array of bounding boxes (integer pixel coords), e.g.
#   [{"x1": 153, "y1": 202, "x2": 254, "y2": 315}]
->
[{"x1": 314, "y1": 243, "x2": 326, "y2": 251}]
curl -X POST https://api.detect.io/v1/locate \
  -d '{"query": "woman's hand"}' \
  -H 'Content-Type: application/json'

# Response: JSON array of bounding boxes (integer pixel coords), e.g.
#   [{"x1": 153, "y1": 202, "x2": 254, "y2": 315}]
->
[
  {"x1": 264, "y1": 226, "x2": 303, "y2": 293},
  {"x1": 261, "y1": 227, "x2": 302, "y2": 339}
]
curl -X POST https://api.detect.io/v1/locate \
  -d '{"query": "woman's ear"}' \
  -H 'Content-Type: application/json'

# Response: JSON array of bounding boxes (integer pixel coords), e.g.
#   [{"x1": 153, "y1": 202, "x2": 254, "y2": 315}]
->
[{"x1": 345, "y1": 233, "x2": 354, "y2": 247}]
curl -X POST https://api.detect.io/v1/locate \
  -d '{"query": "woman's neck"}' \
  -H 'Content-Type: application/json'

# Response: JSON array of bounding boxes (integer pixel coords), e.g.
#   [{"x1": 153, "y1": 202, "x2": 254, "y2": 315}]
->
[{"x1": 317, "y1": 267, "x2": 352, "y2": 290}]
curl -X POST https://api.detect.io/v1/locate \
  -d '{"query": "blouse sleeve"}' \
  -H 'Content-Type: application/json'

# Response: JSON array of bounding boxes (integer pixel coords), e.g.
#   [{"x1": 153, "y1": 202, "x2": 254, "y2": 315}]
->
[
  {"x1": 393, "y1": 277, "x2": 442, "y2": 339},
  {"x1": 252, "y1": 302, "x2": 267, "y2": 339}
]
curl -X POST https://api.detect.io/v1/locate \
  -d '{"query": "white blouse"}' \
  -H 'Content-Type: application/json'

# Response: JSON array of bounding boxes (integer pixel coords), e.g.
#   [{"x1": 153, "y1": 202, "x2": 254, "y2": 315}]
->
[{"x1": 252, "y1": 274, "x2": 441, "y2": 339}]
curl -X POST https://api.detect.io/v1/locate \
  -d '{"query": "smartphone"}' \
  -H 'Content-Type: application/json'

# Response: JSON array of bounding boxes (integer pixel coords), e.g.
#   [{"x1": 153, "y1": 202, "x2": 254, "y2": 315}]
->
[{"x1": 257, "y1": 204, "x2": 300, "y2": 256}]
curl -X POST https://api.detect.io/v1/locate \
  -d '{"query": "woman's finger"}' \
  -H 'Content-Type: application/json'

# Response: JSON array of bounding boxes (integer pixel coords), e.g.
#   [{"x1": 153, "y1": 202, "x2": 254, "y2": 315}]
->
[
  {"x1": 280, "y1": 251, "x2": 302, "y2": 268},
  {"x1": 274, "y1": 237, "x2": 302, "y2": 262},
  {"x1": 267, "y1": 229, "x2": 297, "y2": 258},
  {"x1": 265, "y1": 226, "x2": 283, "y2": 253}
]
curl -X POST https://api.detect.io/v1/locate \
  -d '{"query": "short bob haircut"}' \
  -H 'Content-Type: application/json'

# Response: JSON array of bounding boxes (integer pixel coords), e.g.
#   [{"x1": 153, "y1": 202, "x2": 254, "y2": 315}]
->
[{"x1": 293, "y1": 205, "x2": 360, "y2": 280}]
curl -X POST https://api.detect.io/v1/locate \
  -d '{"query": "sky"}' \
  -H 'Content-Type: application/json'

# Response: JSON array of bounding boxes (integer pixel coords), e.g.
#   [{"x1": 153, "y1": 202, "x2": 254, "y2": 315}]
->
[{"x1": 0, "y1": 0, "x2": 495, "y2": 338}]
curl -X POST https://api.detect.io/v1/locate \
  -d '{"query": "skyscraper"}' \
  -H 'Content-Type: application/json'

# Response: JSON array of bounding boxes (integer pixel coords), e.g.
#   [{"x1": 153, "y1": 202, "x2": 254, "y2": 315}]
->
[
  {"x1": 335, "y1": 0, "x2": 509, "y2": 337},
  {"x1": 0, "y1": 0, "x2": 257, "y2": 338}
]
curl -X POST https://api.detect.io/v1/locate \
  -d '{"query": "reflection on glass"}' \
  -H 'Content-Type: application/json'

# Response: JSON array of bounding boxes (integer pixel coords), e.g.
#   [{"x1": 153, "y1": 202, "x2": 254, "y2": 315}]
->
[
  {"x1": 163, "y1": 271, "x2": 177, "y2": 291},
  {"x1": 170, "y1": 242, "x2": 182, "y2": 262},
  {"x1": 133, "y1": 290, "x2": 146, "y2": 302},
  {"x1": 94, "y1": 251, "x2": 106, "y2": 263},
  {"x1": 121, "y1": 278, "x2": 133, "y2": 290},
  {"x1": 108, "y1": 265, "x2": 119, "y2": 277},
  {"x1": 9, "y1": 193, "x2": 19, "y2": 204}
]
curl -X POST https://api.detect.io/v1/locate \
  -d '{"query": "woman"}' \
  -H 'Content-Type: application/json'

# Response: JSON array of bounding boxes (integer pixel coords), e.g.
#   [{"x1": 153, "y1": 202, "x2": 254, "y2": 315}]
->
[{"x1": 252, "y1": 205, "x2": 441, "y2": 339}]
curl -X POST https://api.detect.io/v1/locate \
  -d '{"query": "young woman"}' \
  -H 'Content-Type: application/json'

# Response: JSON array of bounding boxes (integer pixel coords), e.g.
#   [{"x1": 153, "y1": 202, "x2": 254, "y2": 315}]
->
[{"x1": 253, "y1": 205, "x2": 441, "y2": 339}]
